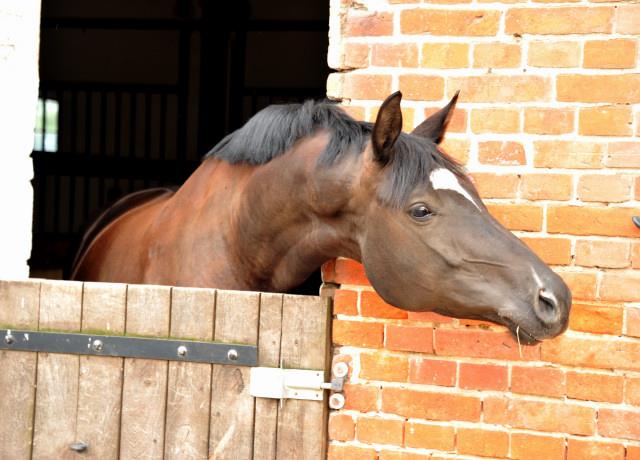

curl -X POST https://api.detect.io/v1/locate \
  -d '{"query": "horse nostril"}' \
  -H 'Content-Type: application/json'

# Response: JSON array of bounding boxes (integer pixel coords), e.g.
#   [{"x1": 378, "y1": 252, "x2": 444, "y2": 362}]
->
[{"x1": 535, "y1": 289, "x2": 561, "y2": 325}]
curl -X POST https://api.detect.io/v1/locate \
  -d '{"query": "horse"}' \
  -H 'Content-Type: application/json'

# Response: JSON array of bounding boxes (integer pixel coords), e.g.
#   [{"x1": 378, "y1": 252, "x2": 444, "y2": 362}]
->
[{"x1": 71, "y1": 91, "x2": 571, "y2": 343}]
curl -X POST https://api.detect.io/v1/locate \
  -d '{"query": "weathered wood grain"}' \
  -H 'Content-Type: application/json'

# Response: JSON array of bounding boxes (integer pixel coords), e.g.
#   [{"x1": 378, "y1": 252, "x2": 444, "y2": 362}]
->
[
  {"x1": 32, "y1": 280, "x2": 83, "y2": 460},
  {"x1": 76, "y1": 282, "x2": 127, "y2": 460},
  {"x1": 120, "y1": 284, "x2": 171, "y2": 460},
  {"x1": 252, "y1": 293, "x2": 284, "y2": 460},
  {"x1": 0, "y1": 279, "x2": 40, "y2": 460},
  {"x1": 276, "y1": 295, "x2": 330, "y2": 460},
  {"x1": 164, "y1": 287, "x2": 216, "y2": 460},
  {"x1": 208, "y1": 290, "x2": 260, "y2": 460}
]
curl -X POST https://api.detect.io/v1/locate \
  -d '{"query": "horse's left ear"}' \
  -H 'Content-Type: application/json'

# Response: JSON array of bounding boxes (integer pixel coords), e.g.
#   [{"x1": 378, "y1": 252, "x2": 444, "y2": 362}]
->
[
  {"x1": 372, "y1": 91, "x2": 403, "y2": 165},
  {"x1": 412, "y1": 91, "x2": 459, "y2": 144}
]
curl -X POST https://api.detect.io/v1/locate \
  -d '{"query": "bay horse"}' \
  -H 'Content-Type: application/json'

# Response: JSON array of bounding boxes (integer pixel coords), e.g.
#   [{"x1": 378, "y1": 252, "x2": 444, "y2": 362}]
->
[{"x1": 71, "y1": 91, "x2": 571, "y2": 343}]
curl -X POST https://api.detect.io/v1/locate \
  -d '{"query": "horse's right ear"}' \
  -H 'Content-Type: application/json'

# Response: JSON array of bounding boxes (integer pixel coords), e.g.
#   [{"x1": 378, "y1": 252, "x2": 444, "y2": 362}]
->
[
  {"x1": 412, "y1": 91, "x2": 459, "y2": 144},
  {"x1": 372, "y1": 91, "x2": 403, "y2": 165}
]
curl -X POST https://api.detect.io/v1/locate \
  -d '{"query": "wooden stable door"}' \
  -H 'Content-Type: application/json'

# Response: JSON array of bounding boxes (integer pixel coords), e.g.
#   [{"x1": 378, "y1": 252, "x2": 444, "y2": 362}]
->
[{"x1": 0, "y1": 280, "x2": 331, "y2": 460}]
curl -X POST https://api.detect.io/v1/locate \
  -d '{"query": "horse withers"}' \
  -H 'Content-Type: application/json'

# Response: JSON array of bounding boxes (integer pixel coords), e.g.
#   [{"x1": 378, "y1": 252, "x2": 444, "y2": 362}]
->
[{"x1": 71, "y1": 91, "x2": 571, "y2": 343}]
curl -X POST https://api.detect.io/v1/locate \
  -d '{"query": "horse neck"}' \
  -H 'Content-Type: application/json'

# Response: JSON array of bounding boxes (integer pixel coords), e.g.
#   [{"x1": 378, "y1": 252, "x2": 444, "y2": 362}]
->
[{"x1": 226, "y1": 136, "x2": 364, "y2": 292}]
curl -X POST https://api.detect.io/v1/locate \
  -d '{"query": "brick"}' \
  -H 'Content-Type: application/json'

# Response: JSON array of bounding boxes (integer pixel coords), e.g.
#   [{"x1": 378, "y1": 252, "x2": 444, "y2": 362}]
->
[
  {"x1": 343, "y1": 384, "x2": 378, "y2": 412},
  {"x1": 473, "y1": 42, "x2": 521, "y2": 68},
  {"x1": 633, "y1": 243, "x2": 640, "y2": 268},
  {"x1": 357, "y1": 417, "x2": 404, "y2": 445},
  {"x1": 360, "y1": 351, "x2": 408, "y2": 382},
  {"x1": 478, "y1": 141, "x2": 526, "y2": 165},
  {"x1": 542, "y1": 335, "x2": 640, "y2": 371},
  {"x1": 548, "y1": 205, "x2": 640, "y2": 238},
  {"x1": 615, "y1": 4, "x2": 640, "y2": 34},
  {"x1": 386, "y1": 324, "x2": 433, "y2": 353},
  {"x1": 528, "y1": 41, "x2": 580, "y2": 68},
  {"x1": 329, "y1": 414, "x2": 355, "y2": 441},
  {"x1": 578, "y1": 174, "x2": 633, "y2": 203},
  {"x1": 484, "y1": 396, "x2": 596, "y2": 435},
  {"x1": 520, "y1": 173, "x2": 573, "y2": 201},
  {"x1": 372, "y1": 43, "x2": 418, "y2": 68},
  {"x1": 401, "y1": 9, "x2": 501, "y2": 36},
  {"x1": 340, "y1": 105, "x2": 365, "y2": 121},
  {"x1": 435, "y1": 328, "x2": 539, "y2": 361},
  {"x1": 407, "y1": 311, "x2": 454, "y2": 324},
  {"x1": 423, "y1": 107, "x2": 466, "y2": 133},
  {"x1": 569, "y1": 301, "x2": 624, "y2": 335},
  {"x1": 567, "y1": 439, "x2": 625, "y2": 460},
  {"x1": 334, "y1": 289, "x2": 358, "y2": 316},
  {"x1": 626, "y1": 376, "x2": 640, "y2": 405},
  {"x1": 448, "y1": 75, "x2": 550, "y2": 102},
  {"x1": 629, "y1": 446, "x2": 640, "y2": 460},
  {"x1": 598, "y1": 409, "x2": 640, "y2": 441},
  {"x1": 606, "y1": 142, "x2": 640, "y2": 168},
  {"x1": 566, "y1": 371, "x2": 624, "y2": 403},
  {"x1": 575, "y1": 240, "x2": 630, "y2": 268},
  {"x1": 408, "y1": 358, "x2": 456, "y2": 386},
  {"x1": 405, "y1": 422, "x2": 455, "y2": 451},
  {"x1": 328, "y1": 444, "x2": 377, "y2": 460},
  {"x1": 361, "y1": 291, "x2": 407, "y2": 320},
  {"x1": 628, "y1": 307, "x2": 640, "y2": 338},
  {"x1": 324, "y1": 258, "x2": 369, "y2": 286},
  {"x1": 382, "y1": 387, "x2": 481, "y2": 422},
  {"x1": 457, "y1": 428, "x2": 508, "y2": 458},
  {"x1": 506, "y1": 7, "x2": 613, "y2": 34},
  {"x1": 397, "y1": 75, "x2": 445, "y2": 102},
  {"x1": 471, "y1": 172, "x2": 519, "y2": 199},
  {"x1": 524, "y1": 107, "x2": 574, "y2": 134},
  {"x1": 601, "y1": 272, "x2": 640, "y2": 302},
  {"x1": 342, "y1": 44, "x2": 369, "y2": 69},
  {"x1": 486, "y1": 203, "x2": 543, "y2": 232},
  {"x1": 470, "y1": 107, "x2": 520, "y2": 133},
  {"x1": 328, "y1": 73, "x2": 392, "y2": 101},
  {"x1": 439, "y1": 138, "x2": 469, "y2": 165},
  {"x1": 333, "y1": 320, "x2": 383, "y2": 348},
  {"x1": 558, "y1": 271, "x2": 598, "y2": 300},
  {"x1": 521, "y1": 237, "x2": 572, "y2": 265},
  {"x1": 459, "y1": 362, "x2": 508, "y2": 391},
  {"x1": 584, "y1": 39, "x2": 637, "y2": 69},
  {"x1": 511, "y1": 366, "x2": 565, "y2": 398},
  {"x1": 378, "y1": 451, "x2": 430, "y2": 460},
  {"x1": 345, "y1": 12, "x2": 393, "y2": 37},
  {"x1": 534, "y1": 141, "x2": 604, "y2": 169},
  {"x1": 421, "y1": 43, "x2": 469, "y2": 69},
  {"x1": 557, "y1": 74, "x2": 640, "y2": 103},
  {"x1": 511, "y1": 433, "x2": 566, "y2": 460},
  {"x1": 579, "y1": 106, "x2": 633, "y2": 136}
]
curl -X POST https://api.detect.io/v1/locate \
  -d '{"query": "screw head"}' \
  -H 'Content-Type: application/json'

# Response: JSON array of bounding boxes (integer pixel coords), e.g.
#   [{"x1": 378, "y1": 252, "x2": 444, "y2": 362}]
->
[
  {"x1": 329, "y1": 393, "x2": 345, "y2": 410},
  {"x1": 177, "y1": 345, "x2": 188, "y2": 357},
  {"x1": 4, "y1": 334, "x2": 14, "y2": 345},
  {"x1": 227, "y1": 349, "x2": 238, "y2": 361},
  {"x1": 91, "y1": 339, "x2": 103, "y2": 352}
]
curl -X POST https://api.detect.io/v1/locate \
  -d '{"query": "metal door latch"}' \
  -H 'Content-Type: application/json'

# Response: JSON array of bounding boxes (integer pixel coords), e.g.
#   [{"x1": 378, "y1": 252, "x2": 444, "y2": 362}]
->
[{"x1": 249, "y1": 361, "x2": 348, "y2": 409}]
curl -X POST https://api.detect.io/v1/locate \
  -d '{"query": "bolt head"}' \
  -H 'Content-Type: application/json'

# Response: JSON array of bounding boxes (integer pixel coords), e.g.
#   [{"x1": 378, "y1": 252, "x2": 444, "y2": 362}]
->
[
  {"x1": 177, "y1": 345, "x2": 188, "y2": 357},
  {"x1": 91, "y1": 339, "x2": 103, "y2": 352},
  {"x1": 227, "y1": 349, "x2": 238, "y2": 361}
]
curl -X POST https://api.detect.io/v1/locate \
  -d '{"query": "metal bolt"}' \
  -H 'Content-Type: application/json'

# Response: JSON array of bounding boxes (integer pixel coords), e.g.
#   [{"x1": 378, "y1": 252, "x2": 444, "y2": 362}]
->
[
  {"x1": 4, "y1": 333, "x2": 14, "y2": 345},
  {"x1": 91, "y1": 339, "x2": 103, "y2": 352},
  {"x1": 177, "y1": 345, "x2": 188, "y2": 357},
  {"x1": 69, "y1": 441, "x2": 88, "y2": 452},
  {"x1": 328, "y1": 393, "x2": 345, "y2": 410},
  {"x1": 332, "y1": 362, "x2": 349, "y2": 378},
  {"x1": 227, "y1": 349, "x2": 238, "y2": 361}
]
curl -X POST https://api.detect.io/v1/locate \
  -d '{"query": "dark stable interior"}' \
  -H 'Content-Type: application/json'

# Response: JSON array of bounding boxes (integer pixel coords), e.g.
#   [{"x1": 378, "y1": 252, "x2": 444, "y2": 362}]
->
[{"x1": 32, "y1": 0, "x2": 329, "y2": 294}]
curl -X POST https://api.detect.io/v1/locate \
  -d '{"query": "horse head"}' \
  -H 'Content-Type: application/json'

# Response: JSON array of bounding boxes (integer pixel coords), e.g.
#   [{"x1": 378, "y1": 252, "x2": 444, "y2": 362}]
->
[{"x1": 354, "y1": 92, "x2": 571, "y2": 343}]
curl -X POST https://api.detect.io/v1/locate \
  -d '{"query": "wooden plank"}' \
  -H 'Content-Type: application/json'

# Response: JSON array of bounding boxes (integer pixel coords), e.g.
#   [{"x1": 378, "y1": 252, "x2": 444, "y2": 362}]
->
[
  {"x1": 208, "y1": 290, "x2": 260, "y2": 460},
  {"x1": 0, "y1": 279, "x2": 41, "y2": 460},
  {"x1": 252, "y1": 293, "x2": 284, "y2": 460},
  {"x1": 75, "y1": 282, "x2": 127, "y2": 460},
  {"x1": 164, "y1": 287, "x2": 216, "y2": 460},
  {"x1": 32, "y1": 280, "x2": 83, "y2": 460},
  {"x1": 120, "y1": 284, "x2": 171, "y2": 460},
  {"x1": 276, "y1": 295, "x2": 330, "y2": 460}
]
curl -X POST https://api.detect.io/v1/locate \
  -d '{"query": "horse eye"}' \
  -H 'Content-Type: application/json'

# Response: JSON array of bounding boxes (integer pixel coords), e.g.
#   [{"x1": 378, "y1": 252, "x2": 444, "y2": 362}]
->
[{"x1": 409, "y1": 204, "x2": 433, "y2": 221}]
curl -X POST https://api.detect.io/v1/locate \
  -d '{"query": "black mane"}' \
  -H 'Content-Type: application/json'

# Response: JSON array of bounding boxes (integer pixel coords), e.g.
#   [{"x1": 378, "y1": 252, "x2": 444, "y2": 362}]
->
[{"x1": 206, "y1": 99, "x2": 465, "y2": 206}]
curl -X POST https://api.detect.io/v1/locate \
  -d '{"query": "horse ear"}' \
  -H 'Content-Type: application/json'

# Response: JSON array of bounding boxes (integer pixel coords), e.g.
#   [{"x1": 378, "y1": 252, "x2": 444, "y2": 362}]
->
[
  {"x1": 372, "y1": 91, "x2": 403, "y2": 165},
  {"x1": 412, "y1": 91, "x2": 459, "y2": 144}
]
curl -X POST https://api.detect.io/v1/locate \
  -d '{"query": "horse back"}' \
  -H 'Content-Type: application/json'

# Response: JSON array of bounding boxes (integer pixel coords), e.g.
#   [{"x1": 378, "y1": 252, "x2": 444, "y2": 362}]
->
[{"x1": 70, "y1": 187, "x2": 174, "y2": 278}]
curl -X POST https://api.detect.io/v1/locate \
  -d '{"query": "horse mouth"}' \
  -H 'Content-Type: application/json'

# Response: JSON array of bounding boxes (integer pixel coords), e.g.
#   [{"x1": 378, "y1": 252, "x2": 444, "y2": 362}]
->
[{"x1": 499, "y1": 316, "x2": 540, "y2": 345}]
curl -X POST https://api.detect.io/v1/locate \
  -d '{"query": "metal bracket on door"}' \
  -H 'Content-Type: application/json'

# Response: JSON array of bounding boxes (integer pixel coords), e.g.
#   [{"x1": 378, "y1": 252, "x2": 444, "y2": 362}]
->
[
  {"x1": 1, "y1": 329, "x2": 258, "y2": 366},
  {"x1": 249, "y1": 361, "x2": 348, "y2": 408}
]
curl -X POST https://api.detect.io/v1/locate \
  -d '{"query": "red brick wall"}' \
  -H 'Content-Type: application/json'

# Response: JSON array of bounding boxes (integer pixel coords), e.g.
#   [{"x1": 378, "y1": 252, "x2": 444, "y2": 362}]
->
[{"x1": 325, "y1": 1, "x2": 640, "y2": 459}]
